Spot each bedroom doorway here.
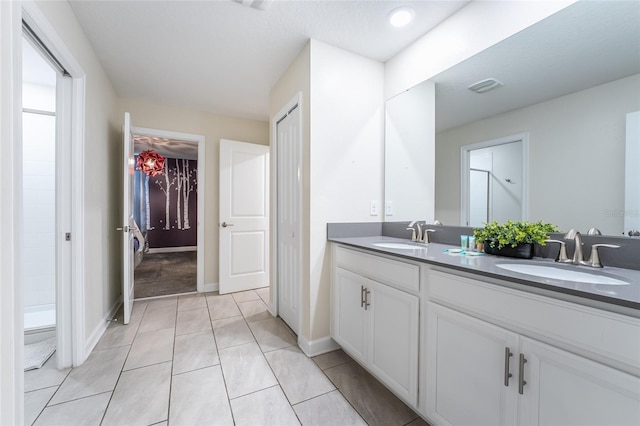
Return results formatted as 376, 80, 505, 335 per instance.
130, 127, 205, 299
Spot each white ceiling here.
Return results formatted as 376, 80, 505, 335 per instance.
432, 0, 640, 132
133, 135, 199, 160
68, 0, 469, 121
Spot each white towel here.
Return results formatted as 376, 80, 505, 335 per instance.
24, 337, 56, 371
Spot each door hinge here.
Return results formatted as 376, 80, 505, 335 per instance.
65, 232, 71, 241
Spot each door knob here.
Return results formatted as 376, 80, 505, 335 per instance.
221, 222, 234, 228
116, 226, 129, 232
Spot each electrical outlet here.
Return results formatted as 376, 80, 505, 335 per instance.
385, 201, 393, 216
370, 200, 378, 216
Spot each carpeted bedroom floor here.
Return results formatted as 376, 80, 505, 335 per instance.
134, 251, 197, 299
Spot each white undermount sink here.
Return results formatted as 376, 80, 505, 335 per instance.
496, 263, 629, 285
372, 242, 427, 250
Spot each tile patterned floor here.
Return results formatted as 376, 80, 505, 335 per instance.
25, 288, 428, 426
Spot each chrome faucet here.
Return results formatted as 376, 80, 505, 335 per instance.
584, 244, 620, 268
587, 227, 602, 235
545, 239, 569, 262
422, 229, 435, 244
563, 229, 620, 268
407, 221, 422, 242
564, 229, 587, 265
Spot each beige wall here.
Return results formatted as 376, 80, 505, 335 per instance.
435, 74, 640, 235
118, 98, 269, 286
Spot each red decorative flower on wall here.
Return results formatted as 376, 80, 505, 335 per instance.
137, 150, 165, 177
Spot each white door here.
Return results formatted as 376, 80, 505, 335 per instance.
276, 105, 302, 333
219, 139, 269, 294
426, 302, 519, 426
120, 112, 135, 324
519, 337, 640, 426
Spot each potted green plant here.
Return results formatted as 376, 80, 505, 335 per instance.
473, 220, 559, 259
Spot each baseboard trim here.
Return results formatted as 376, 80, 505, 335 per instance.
204, 282, 219, 292
83, 296, 122, 364
298, 335, 341, 357
147, 246, 197, 254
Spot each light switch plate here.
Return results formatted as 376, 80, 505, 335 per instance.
370, 200, 378, 216
385, 201, 393, 216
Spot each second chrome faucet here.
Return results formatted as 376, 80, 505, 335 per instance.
547, 229, 620, 268
407, 221, 435, 244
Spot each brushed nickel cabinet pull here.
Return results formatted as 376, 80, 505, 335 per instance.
360, 285, 365, 308
504, 347, 513, 386
364, 289, 371, 310
519, 353, 528, 395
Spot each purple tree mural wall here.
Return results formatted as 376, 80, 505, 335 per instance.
147, 157, 198, 248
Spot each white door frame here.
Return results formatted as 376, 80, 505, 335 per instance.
20, 2, 87, 368
2, 2, 87, 423
270, 92, 303, 329
131, 126, 206, 293
460, 133, 529, 226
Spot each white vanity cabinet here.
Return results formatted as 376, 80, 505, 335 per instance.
426, 268, 640, 426
332, 246, 420, 406
426, 302, 519, 426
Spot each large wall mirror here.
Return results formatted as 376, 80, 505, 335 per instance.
384, 0, 640, 236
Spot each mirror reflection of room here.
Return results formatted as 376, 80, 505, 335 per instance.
384, 0, 640, 236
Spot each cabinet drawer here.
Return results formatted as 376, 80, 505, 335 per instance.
427, 269, 640, 373
335, 246, 419, 292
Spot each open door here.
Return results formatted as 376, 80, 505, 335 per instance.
120, 112, 135, 324
219, 139, 269, 294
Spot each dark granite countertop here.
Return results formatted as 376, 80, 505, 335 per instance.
329, 236, 640, 317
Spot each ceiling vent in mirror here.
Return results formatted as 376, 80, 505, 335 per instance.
468, 78, 504, 93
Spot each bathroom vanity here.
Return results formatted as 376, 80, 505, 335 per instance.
329, 234, 640, 426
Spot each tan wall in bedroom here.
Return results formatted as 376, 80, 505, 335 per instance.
118, 98, 269, 287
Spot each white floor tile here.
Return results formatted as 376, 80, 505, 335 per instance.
177, 293, 207, 311
231, 290, 260, 303
24, 386, 57, 426
94, 316, 141, 351
231, 386, 300, 426
33, 392, 111, 426
218, 342, 278, 399
169, 365, 233, 425
124, 327, 175, 371
173, 330, 219, 375
137, 305, 177, 334
24, 353, 71, 393
212, 316, 255, 349
237, 299, 272, 322
102, 361, 172, 426
248, 317, 297, 353
265, 346, 335, 405
208, 298, 241, 321
293, 390, 366, 426
49, 346, 128, 405
175, 307, 211, 335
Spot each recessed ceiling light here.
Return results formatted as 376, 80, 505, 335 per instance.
388, 7, 415, 28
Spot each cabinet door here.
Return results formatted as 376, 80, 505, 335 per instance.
368, 280, 419, 405
519, 337, 640, 426
426, 302, 519, 426
333, 267, 367, 362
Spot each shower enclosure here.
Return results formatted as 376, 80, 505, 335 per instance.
22, 36, 57, 335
